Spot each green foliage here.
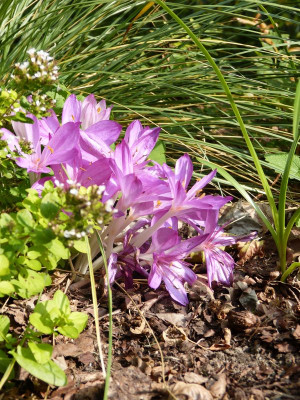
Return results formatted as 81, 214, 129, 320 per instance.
265, 153, 300, 181
149, 140, 166, 165
30, 290, 88, 339
0, 181, 111, 299
0, 291, 87, 387
11, 346, 67, 387
0, 0, 299, 201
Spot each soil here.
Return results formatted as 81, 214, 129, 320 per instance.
1, 236, 300, 400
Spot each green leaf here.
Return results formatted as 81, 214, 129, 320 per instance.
25, 259, 42, 271
16, 209, 35, 229
40, 193, 60, 219
0, 349, 12, 374
53, 290, 70, 316
0, 254, 10, 276
149, 140, 166, 165
32, 228, 56, 244
27, 250, 42, 260
10, 113, 34, 124
0, 315, 10, 342
45, 238, 70, 260
28, 342, 53, 364
68, 312, 88, 335
0, 281, 14, 296
265, 153, 300, 181
73, 239, 87, 253
30, 302, 56, 335
12, 269, 47, 299
57, 325, 79, 339
12, 346, 67, 387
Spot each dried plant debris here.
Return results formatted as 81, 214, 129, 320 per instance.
2, 247, 300, 400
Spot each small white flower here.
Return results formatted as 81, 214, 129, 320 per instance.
70, 188, 78, 196
66, 179, 74, 185
105, 199, 114, 212
30, 57, 36, 63
40, 106, 46, 111
27, 48, 36, 55
97, 185, 105, 195
35, 100, 41, 106
34, 72, 41, 78
20, 62, 29, 69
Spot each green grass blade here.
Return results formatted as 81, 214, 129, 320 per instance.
153, 0, 279, 229
197, 157, 278, 244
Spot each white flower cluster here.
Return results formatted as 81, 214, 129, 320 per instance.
13, 48, 58, 84
63, 229, 87, 239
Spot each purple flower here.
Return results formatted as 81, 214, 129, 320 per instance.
16, 119, 80, 174
61, 94, 112, 128
139, 228, 208, 305
193, 213, 242, 287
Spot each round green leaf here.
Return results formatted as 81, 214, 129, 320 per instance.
0, 255, 10, 276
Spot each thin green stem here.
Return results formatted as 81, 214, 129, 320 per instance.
96, 231, 113, 400
154, 0, 279, 230
281, 262, 300, 282
85, 235, 106, 377
278, 80, 300, 272
0, 359, 15, 391
284, 208, 300, 246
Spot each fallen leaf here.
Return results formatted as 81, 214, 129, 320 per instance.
292, 324, 300, 340
171, 381, 213, 400
274, 342, 296, 353
210, 328, 231, 351
227, 310, 260, 332
162, 326, 187, 346
130, 317, 146, 335
209, 373, 227, 399
237, 239, 264, 266
155, 312, 192, 328
184, 372, 208, 385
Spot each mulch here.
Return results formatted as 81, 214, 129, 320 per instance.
1, 236, 300, 400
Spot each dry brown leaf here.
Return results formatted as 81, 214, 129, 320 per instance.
53, 332, 94, 358
210, 328, 231, 351
162, 326, 187, 346
170, 382, 213, 400
237, 240, 264, 266
209, 373, 227, 399
130, 317, 146, 335
292, 324, 300, 340
274, 342, 296, 353
184, 372, 208, 385
189, 279, 214, 302
155, 312, 192, 328
227, 310, 260, 332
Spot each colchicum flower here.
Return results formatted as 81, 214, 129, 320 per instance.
6, 93, 252, 305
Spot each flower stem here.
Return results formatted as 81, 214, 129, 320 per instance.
96, 232, 113, 400
85, 236, 106, 377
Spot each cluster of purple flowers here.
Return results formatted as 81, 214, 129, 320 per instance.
3, 94, 245, 305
